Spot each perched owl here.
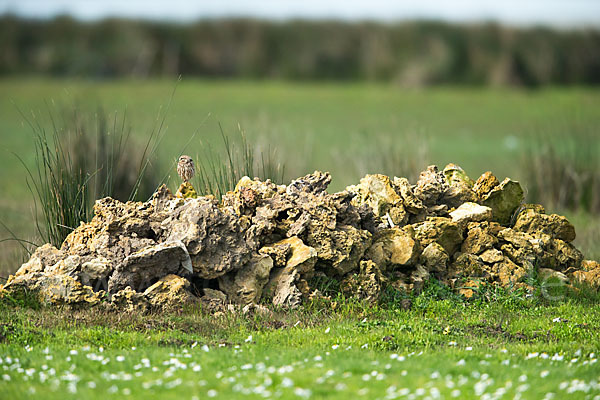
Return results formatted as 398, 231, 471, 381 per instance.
177, 155, 195, 182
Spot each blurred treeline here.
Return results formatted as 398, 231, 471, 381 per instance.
1, 15, 599, 86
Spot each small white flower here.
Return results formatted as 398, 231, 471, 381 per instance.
456, 359, 465, 366
332, 345, 339, 350
325, 327, 331, 333
245, 335, 253, 343
207, 389, 217, 397
540, 370, 550, 378
116, 356, 125, 362
465, 347, 473, 351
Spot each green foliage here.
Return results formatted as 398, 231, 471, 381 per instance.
1, 16, 600, 86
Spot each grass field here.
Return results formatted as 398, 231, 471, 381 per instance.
2, 285, 600, 399
1, 79, 599, 399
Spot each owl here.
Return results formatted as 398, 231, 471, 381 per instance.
177, 155, 195, 183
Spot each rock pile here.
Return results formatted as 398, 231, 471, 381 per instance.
2, 165, 599, 310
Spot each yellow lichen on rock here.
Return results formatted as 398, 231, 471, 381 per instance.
175, 182, 198, 199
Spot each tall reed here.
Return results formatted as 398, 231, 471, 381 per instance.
16, 105, 163, 248
192, 124, 286, 200
523, 130, 600, 214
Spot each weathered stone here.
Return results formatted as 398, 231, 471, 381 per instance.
494, 257, 528, 286
144, 274, 196, 308
513, 208, 576, 242
268, 267, 302, 308
540, 239, 583, 271
346, 174, 407, 227
570, 262, 600, 287
419, 242, 449, 273
442, 164, 478, 208
414, 165, 448, 206
80, 257, 113, 288
473, 171, 500, 199
175, 182, 198, 199
259, 241, 291, 267
393, 177, 425, 215
450, 202, 493, 227
481, 178, 524, 225
365, 227, 419, 270
109, 286, 148, 312
108, 241, 192, 293
451, 253, 488, 278
2, 272, 104, 307
281, 237, 318, 272
309, 224, 372, 276
413, 217, 463, 255
15, 244, 65, 277
200, 289, 228, 313
582, 260, 600, 272
497, 228, 537, 267
341, 260, 385, 302
163, 197, 253, 279
8, 168, 596, 311
480, 248, 504, 264
218, 255, 274, 305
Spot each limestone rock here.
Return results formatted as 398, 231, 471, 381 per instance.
259, 241, 291, 267
175, 182, 198, 199
570, 261, 600, 287
365, 227, 419, 270
218, 255, 274, 304
419, 242, 449, 273
481, 178, 524, 225
414, 165, 448, 206
2, 273, 104, 307
539, 239, 583, 271
480, 248, 504, 264
268, 267, 302, 308
346, 174, 407, 227
163, 197, 253, 279
413, 217, 463, 255
442, 164, 478, 208
473, 171, 500, 199
108, 241, 192, 293
494, 257, 528, 287
393, 177, 425, 215
109, 286, 148, 312
15, 244, 64, 277
450, 202, 493, 227
513, 208, 576, 242
341, 260, 385, 302
451, 253, 488, 279
80, 257, 113, 289
144, 274, 196, 308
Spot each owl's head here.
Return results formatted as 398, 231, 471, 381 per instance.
178, 155, 193, 164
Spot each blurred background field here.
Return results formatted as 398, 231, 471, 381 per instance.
1, 1, 599, 275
